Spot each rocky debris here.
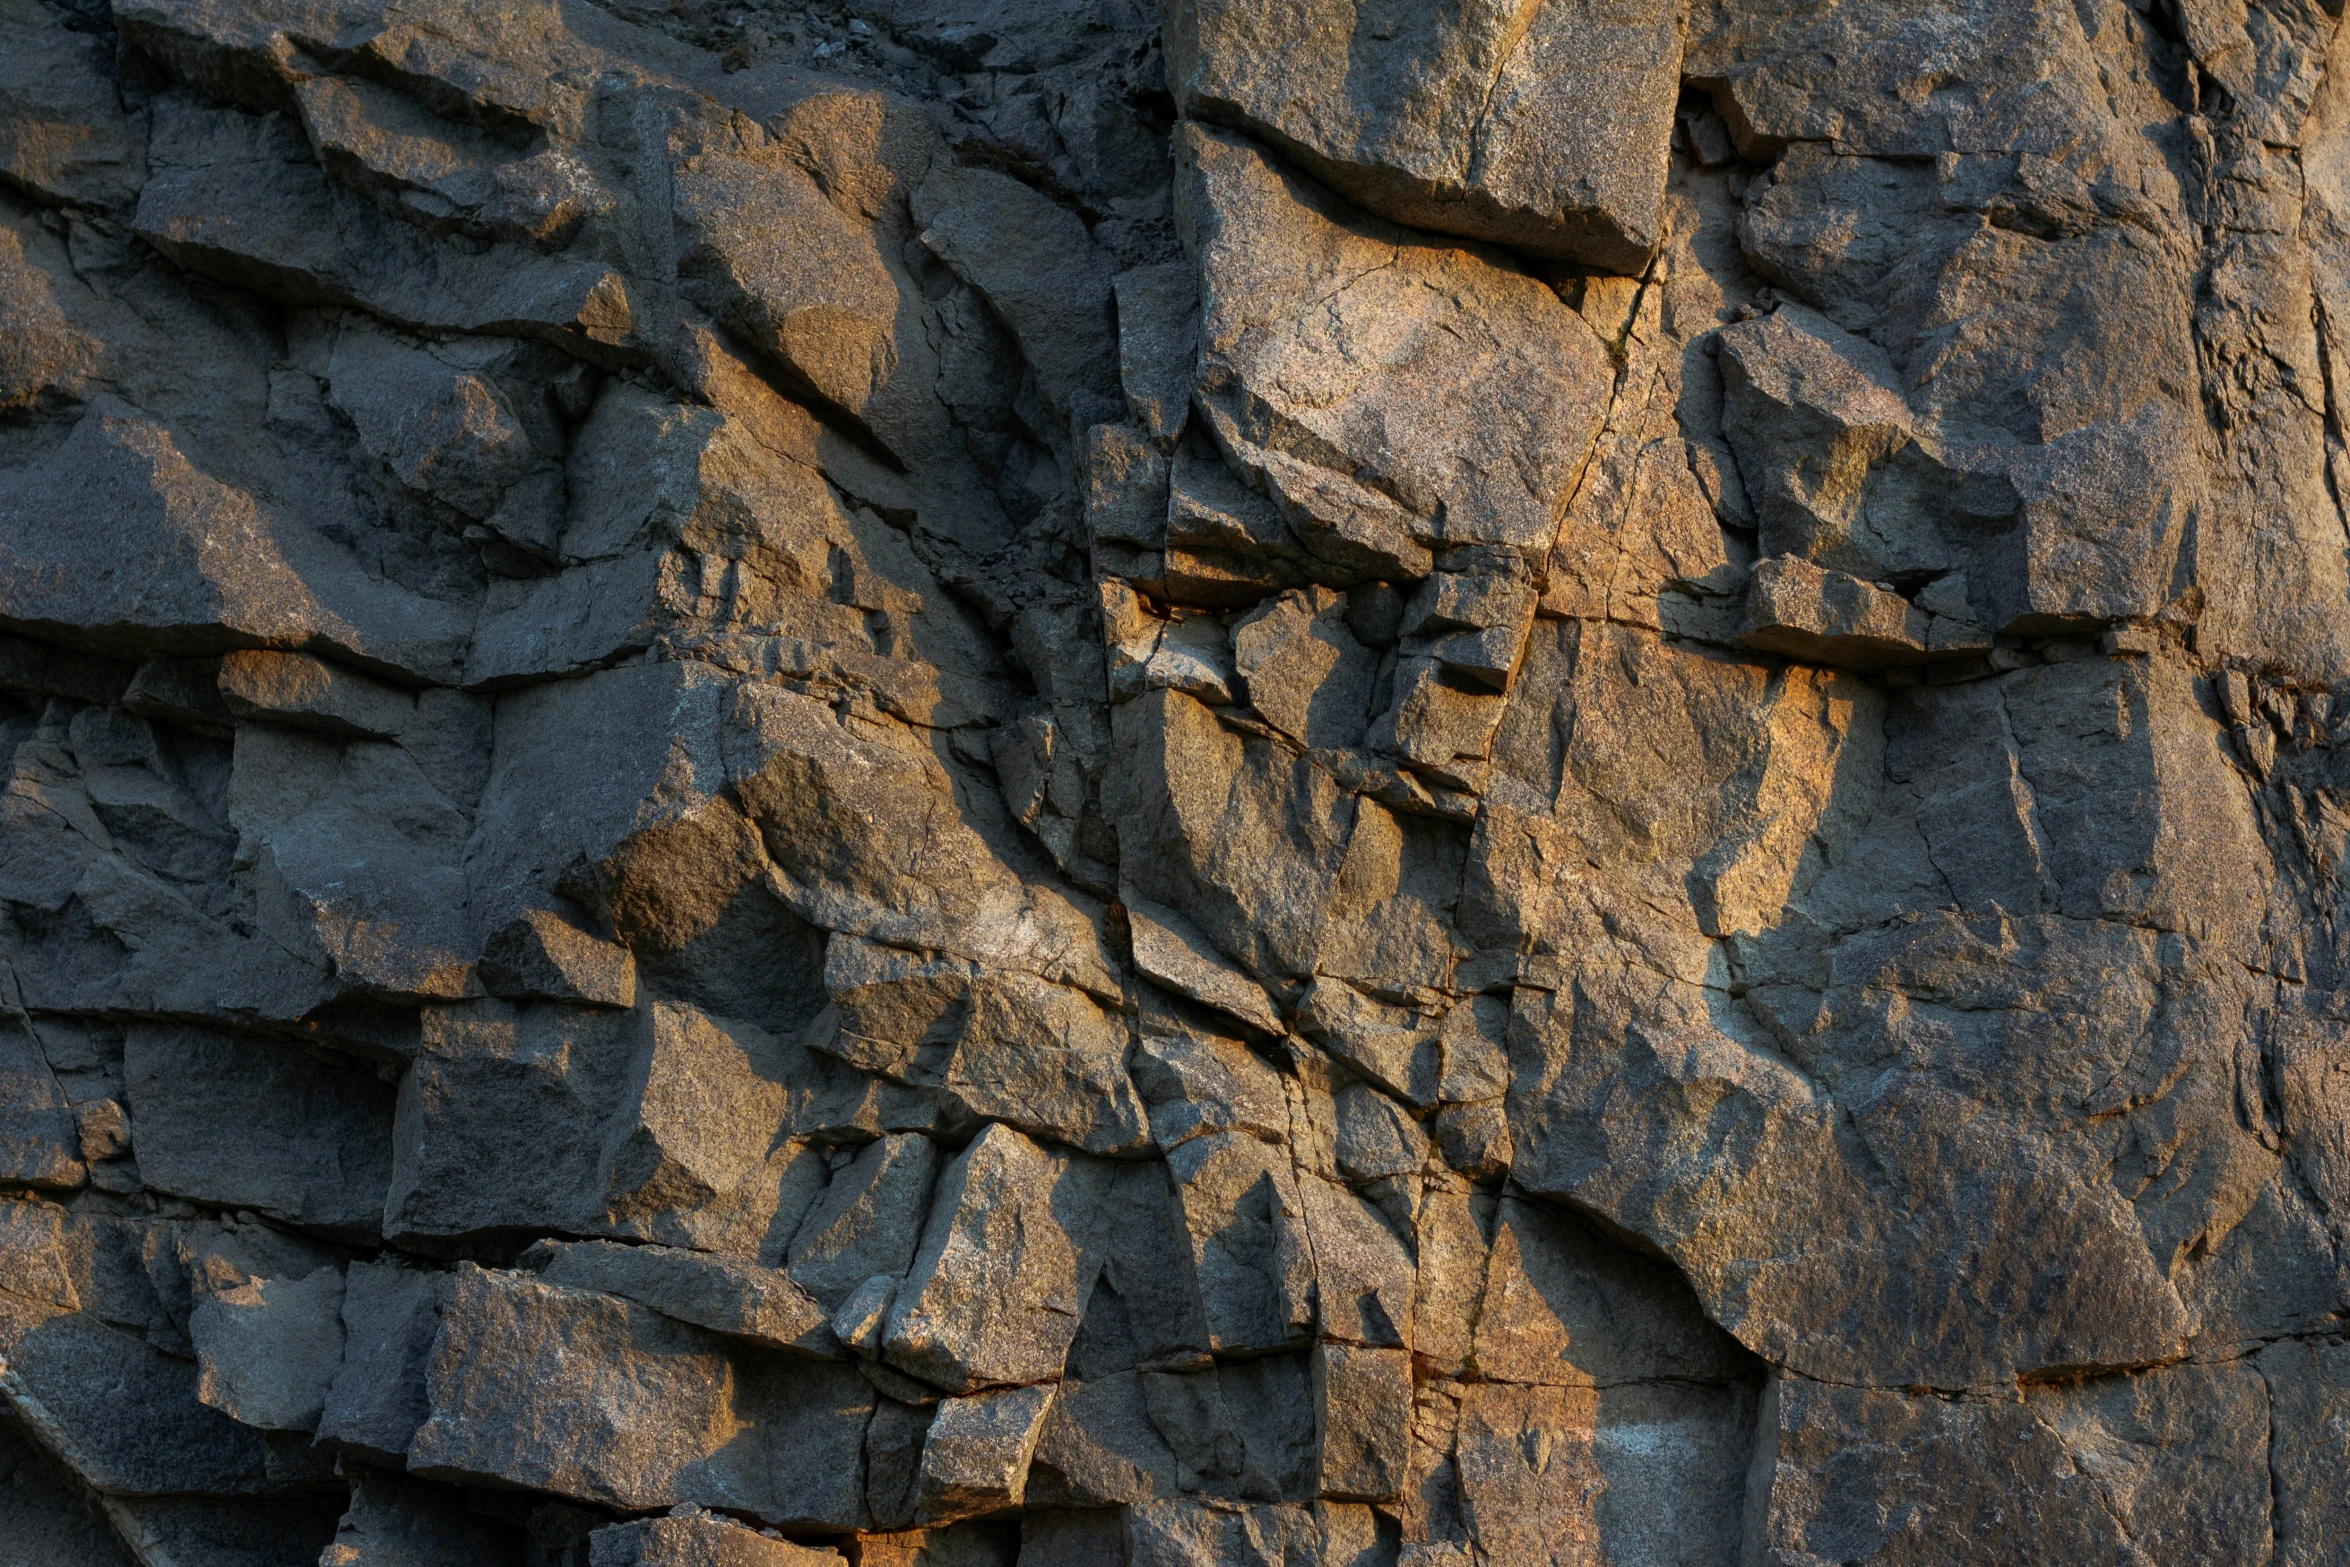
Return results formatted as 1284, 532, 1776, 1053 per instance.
1, 0, 2347, 1557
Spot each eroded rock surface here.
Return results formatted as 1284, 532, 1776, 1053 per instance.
0, 0, 2345, 1562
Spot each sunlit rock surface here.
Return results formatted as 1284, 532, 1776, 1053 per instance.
2, 0, 2348, 1562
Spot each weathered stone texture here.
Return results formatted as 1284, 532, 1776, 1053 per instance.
1, 0, 2346, 1559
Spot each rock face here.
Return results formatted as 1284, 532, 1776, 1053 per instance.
1168, 0, 1685, 271
0, 0, 2346, 1562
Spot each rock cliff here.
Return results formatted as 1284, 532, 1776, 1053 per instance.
1, 0, 2347, 1562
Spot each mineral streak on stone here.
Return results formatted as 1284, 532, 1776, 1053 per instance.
1, 0, 2347, 1560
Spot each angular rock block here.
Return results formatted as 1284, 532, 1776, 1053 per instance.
1167, 0, 1683, 269
189, 1262, 345, 1432
124, 1026, 395, 1240
882, 1124, 1105, 1394
532, 1240, 837, 1357
407, 1267, 872, 1528
1176, 123, 1611, 567
914, 1383, 1056, 1522
589, 1511, 843, 1566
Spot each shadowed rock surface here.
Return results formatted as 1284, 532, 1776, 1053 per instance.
0, 0, 2346, 1563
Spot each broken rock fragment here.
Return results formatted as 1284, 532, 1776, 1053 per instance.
674, 131, 905, 430
125, 1025, 395, 1240
404, 1266, 737, 1510
531, 1240, 838, 1357
788, 1131, 942, 1310
317, 1261, 446, 1466
216, 649, 415, 740
407, 1265, 872, 1527
915, 1383, 1058, 1522
189, 1262, 346, 1432
589, 1510, 843, 1566
1123, 891, 1285, 1038
479, 908, 639, 1009
1736, 554, 1930, 668
1177, 123, 1610, 566
1312, 1342, 1412, 1502
883, 1123, 1104, 1393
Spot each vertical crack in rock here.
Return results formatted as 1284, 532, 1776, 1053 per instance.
0, 0, 2348, 1562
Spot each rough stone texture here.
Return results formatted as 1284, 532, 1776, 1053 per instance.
3, 0, 2349, 1559
319, 1467, 528, 1567
1166, 0, 1683, 269
914, 1382, 1057, 1521
0, 1407, 135, 1567
188, 1260, 346, 1431
532, 1238, 839, 1356
590, 1508, 844, 1566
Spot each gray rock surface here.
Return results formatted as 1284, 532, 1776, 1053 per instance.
1166, 0, 1683, 268
532, 1238, 839, 1356
590, 1509, 843, 1566
2, 0, 2347, 1558
915, 1382, 1057, 1521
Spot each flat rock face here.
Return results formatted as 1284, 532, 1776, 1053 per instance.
1, 0, 2346, 1561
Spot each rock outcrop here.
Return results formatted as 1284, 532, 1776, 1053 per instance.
1, 0, 2347, 1563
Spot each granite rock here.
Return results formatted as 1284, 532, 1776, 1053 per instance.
3, 0, 2346, 1555
1167, 0, 1683, 268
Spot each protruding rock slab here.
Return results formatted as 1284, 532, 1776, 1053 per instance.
405, 1266, 872, 1528
589, 1510, 844, 1566
1738, 554, 1930, 668
915, 1383, 1057, 1522
533, 1240, 838, 1357
882, 1124, 1104, 1394
1166, 0, 1684, 269
1174, 122, 1613, 566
